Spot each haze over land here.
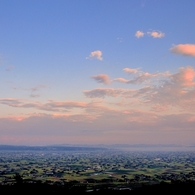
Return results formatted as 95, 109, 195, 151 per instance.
0, 0, 195, 146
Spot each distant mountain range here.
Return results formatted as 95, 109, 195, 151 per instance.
0, 144, 108, 151
0, 144, 195, 151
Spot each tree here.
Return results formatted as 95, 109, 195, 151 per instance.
13, 173, 23, 184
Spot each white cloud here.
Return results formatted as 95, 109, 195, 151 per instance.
135, 30, 144, 38
170, 44, 195, 57
147, 30, 165, 38
135, 30, 165, 39
86, 50, 103, 60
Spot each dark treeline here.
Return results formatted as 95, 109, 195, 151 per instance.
0, 180, 195, 194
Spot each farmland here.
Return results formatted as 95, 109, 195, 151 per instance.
0, 145, 195, 192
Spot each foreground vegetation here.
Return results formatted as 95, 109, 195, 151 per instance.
0, 145, 195, 193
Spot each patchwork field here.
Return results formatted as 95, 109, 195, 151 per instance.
0, 146, 195, 191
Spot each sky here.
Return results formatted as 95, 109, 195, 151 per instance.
0, 0, 195, 146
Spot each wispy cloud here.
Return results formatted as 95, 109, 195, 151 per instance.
170, 44, 195, 57
1, 67, 195, 137
1, 67, 195, 146
91, 74, 111, 84
83, 87, 151, 99
114, 69, 169, 84
84, 88, 129, 98
30, 84, 47, 98
113, 78, 130, 83
123, 68, 139, 74
84, 66, 195, 113
86, 50, 103, 60
1, 110, 195, 145
124, 72, 160, 84
0, 98, 88, 112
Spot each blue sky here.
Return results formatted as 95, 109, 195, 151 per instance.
0, 0, 195, 146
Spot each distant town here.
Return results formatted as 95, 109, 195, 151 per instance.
0, 145, 195, 193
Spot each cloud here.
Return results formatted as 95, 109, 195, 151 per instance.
171, 66, 195, 87
135, 30, 165, 39
1, 106, 195, 146
30, 85, 46, 92
91, 74, 111, 84
123, 68, 139, 74
114, 70, 167, 84
83, 88, 124, 98
83, 87, 151, 100
2, 66, 195, 146
170, 44, 195, 57
6, 84, 47, 98
113, 78, 130, 83
135, 30, 144, 38
86, 50, 103, 60
44, 101, 88, 111
84, 66, 195, 113
2, 70, 195, 147
149, 70, 193, 111
0, 98, 88, 112
147, 30, 165, 38
128, 72, 159, 84
145, 66, 195, 111
0, 99, 22, 107
30, 84, 47, 98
